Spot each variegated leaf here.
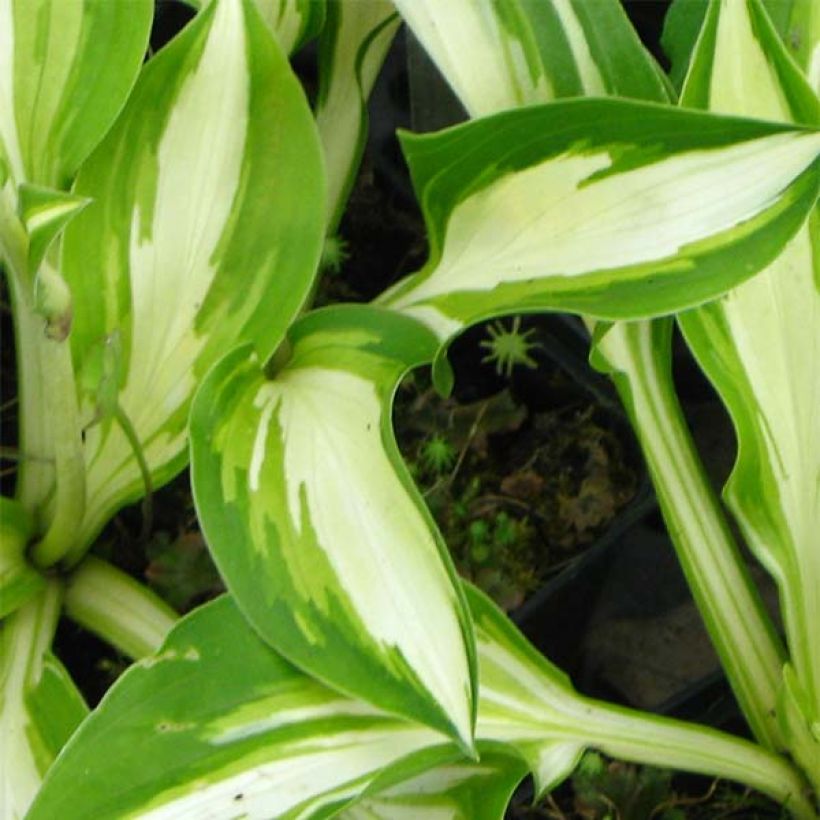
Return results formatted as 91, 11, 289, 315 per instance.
60, 0, 326, 558
26, 595, 450, 820
190, 305, 476, 748
762, 0, 820, 90
377, 100, 820, 343
660, 0, 708, 93
16, 184, 88, 277
0, 0, 152, 190
0, 0, 150, 524
316, 0, 399, 230
184, 0, 325, 54
1, 584, 88, 819
343, 745, 527, 820
467, 583, 815, 817
22, 586, 814, 820
391, 0, 669, 117
663, 0, 819, 95
677, 0, 820, 732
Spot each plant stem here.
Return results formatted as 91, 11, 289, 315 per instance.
113, 404, 154, 541
592, 319, 786, 751
28, 332, 85, 568
1, 185, 86, 567
575, 695, 815, 819
0, 497, 44, 618
63, 556, 178, 659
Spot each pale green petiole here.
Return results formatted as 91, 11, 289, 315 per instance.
0, 187, 86, 569
64, 556, 178, 660
591, 319, 786, 751
28, 332, 85, 569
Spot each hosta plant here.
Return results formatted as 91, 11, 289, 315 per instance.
0, 0, 818, 817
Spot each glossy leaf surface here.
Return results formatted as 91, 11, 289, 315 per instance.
185, 0, 325, 54
467, 584, 814, 816
190, 305, 476, 748
60, 0, 325, 556
379, 99, 820, 341
316, 0, 398, 230
590, 319, 785, 749
0, 0, 152, 190
27, 587, 815, 820
27, 596, 447, 820
678, 0, 820, 733
342, 746, 526, 820
392, 0, 668, 117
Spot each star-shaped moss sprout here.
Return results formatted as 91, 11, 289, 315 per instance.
479, 317, 542, 378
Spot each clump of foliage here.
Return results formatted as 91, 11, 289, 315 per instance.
1, 0, 818, 818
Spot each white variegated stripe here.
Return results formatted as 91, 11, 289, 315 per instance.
682, 0, 820, 718
721, 229, 818, 562
389, 132, 820, 313
469, 590, 814, 811
343, 761, 505, 820
260, 0, 303, 54
23, 200, 81, 235
595, 321, 786, 739
248, 365, 472, 740
551, 0, 606, 95
710, 1, 791, 118
810, 44, 820, 95
15, 186, 89, 274
123, 0, 246, 437
315, 0, 397, 229
376, 763, 497, 796
0, 0, 23, 185
391, 0, 551, 117
397, 305, 464, 342
476, 641, 572, 727
208, 697, 378, 745
79, 0, 249, 536
133, 726, 438, 820
193, 0, 310, 54
0, 585, 62, 819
